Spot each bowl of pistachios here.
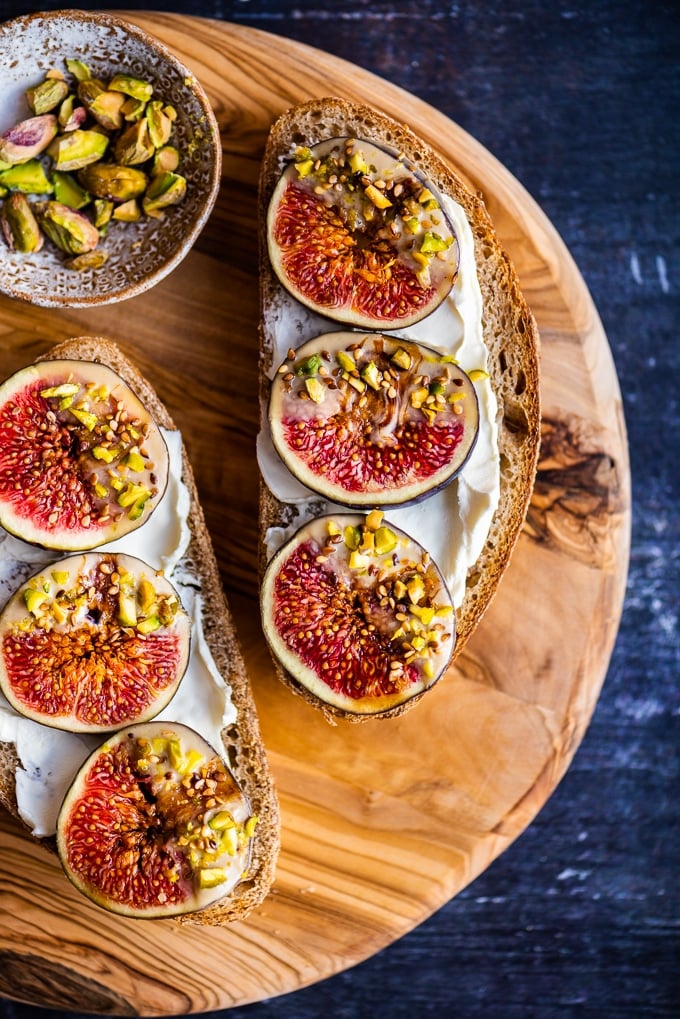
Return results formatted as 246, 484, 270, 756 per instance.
0, 9, 222, 307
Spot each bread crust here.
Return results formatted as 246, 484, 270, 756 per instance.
0, 336, 279, 925
258, 97, 541, 722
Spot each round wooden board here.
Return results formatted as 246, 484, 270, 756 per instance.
0, 13, 630, 1015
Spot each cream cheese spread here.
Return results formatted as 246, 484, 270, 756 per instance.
0, 427, 236, 837
257, 194, 501, 607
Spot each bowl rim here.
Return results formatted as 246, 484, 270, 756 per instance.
0, 8, 223, 308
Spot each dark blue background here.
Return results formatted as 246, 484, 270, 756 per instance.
0, 2, 677, 1017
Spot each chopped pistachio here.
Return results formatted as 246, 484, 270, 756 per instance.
48, 129, 109, 171
145, 100, 173, 148
304, 377, 325, 403
152, 144, 179, 175
0, 115, 58, 165
108, 74, 154, 102
141, 171, 186, 217
66, 58, 91, 82
78, 162, 148, 201
52, 170, 90, 209
0, 159, 53, 195
64, 249, 109, 272
112, 198, 141, 222
26, 78, 69, 115
34, 200, 99, 254
0, 193, 43, 253
113, 118, 155, 166
296, 353, 323, 377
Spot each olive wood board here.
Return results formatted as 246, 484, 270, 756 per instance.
0, 12, 631, 1015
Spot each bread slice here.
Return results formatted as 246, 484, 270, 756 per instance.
0, 336, 279, 925
258, 97, 541, 721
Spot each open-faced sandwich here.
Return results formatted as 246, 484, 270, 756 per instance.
257, 97, 541, 722
0, 336, 279, 922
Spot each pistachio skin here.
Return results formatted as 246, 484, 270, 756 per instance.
1, 193, 44, 253
34, 200, 99, 255
0, 114, 58, 165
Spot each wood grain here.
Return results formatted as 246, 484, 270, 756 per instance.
0, 13, 631, 1014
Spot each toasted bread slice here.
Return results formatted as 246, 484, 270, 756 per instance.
0, 336, 279, 924
257, 97, 541, 721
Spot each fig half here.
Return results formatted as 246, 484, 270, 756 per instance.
0, 359, 169, 550
0, 552, 191, 732
261, 512, 455, 717
267, 137, 459, 329
57, 722, 257, 918
269, 331, 480, 506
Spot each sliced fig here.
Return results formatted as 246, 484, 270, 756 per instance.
269, 331, 480, 506
261, 512, 455, 717
267, 137, 459, 329
0, 359, 169, 550
57, 722, 257, 918
0, 552, 191, 732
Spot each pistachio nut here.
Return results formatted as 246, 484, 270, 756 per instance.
108, 74, 154, 102
151, 145, 180, 175
0, 192, 44, 253
48, 129, 109, 172
57, 95, 87, 133
92, 198, 114, 228
0, 159, 53, 195
0, 114, 58, 164
64, 249, 109, 271
145, 100, 173, 149
121, 97, 147, 122
113, 118, 155, 166
77, 163, 148, 202
26, 78, 70, 116
142, 171, 187, 218
52, 170, 90, 210
112, 198, 141, 222
34, 200, 99, 254
65, 58, 91, 82
87, 90, 126, 132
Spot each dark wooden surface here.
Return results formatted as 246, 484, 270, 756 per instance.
0, 2, 677, 1018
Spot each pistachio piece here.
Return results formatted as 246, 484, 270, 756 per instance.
52, 170, 90, 210
65, 58, 91, 82
151, 145, 180, 175
92, 198, 114, 228
112, 199, 141, 222
113, 118, 155, 166
77, 163, 148, 201
48, 129, 109, 172
0, 159, 53, 195
0, 193, 44, 253
108, 74, 154, 102
142, 171, 186, 218
0, 114, 58, 165
26, 78, 70, 116
57, 96, 87, 133
34, 200, 99, 255
87, 90, 126, 132
145, 100, 173, 148
120, 96, 147, 122
64, 250, 109, 272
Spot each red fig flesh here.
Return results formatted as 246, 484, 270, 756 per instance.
267, 138, 459, 329
261, 512, 455, 717
0, 552, 190, 733
0, 359, 169, 550
57, 722, 257, 918
269, 331, 480, 506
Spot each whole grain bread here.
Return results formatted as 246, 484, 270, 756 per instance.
258, 97, 541, 722
0, 336, 279, 925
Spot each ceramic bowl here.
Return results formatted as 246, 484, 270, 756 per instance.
0, 10, 222, 307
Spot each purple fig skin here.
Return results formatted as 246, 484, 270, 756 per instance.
0, 114, 58, 164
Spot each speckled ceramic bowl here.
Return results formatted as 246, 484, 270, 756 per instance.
0, 10, 222, 307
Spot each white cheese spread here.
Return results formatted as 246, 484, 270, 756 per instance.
0, 427, 236, 837
257, 194, 501, 607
